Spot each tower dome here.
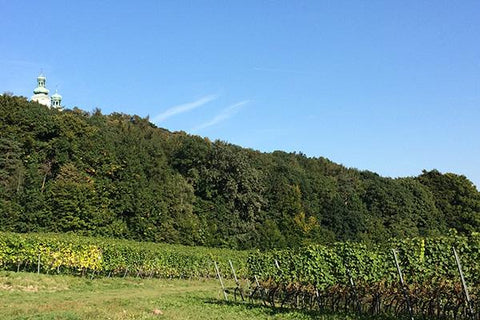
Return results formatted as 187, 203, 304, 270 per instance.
33, 86, 49, 94
31, 73, 51, 107
51, 91, 62, 100
33, 74, 50, 94
51, 90, 62, 109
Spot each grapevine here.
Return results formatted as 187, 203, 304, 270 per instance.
248, 234, 480, 319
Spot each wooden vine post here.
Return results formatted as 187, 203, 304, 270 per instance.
249, 260, 267, 304
392, 249, 414, 320
229, 259, 244, 301
214, 261, 228, 301
252, 274, 266, 302
452, 246, 474, 319
346, 267, 361, 314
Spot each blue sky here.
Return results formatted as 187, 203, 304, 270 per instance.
1, 1, 480, 188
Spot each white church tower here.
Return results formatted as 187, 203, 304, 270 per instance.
31, 74, 51, 107
30, 74, 63, 109
51, 90, 62, 109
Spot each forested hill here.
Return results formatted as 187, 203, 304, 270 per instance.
1, 94, 479, 249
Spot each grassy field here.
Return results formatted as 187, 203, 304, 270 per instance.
0, 271, 391, 320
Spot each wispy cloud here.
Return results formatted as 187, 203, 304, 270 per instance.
192, 100, 249, 132
152, 94, 218, 123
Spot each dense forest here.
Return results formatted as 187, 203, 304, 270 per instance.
1, 94, 479, 249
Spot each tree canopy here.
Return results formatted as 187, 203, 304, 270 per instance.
1, 94, 479, 249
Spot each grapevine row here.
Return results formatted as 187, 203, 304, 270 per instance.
0, 232, 249, 279
247, 234, 480, 319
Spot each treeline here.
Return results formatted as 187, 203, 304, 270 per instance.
1, 94, 479, 249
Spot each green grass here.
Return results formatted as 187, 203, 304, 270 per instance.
0, 271, 388, 320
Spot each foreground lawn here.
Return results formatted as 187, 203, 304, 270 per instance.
0, 271, 381, 320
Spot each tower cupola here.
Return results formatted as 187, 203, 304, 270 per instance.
51, 90, 62, 109
31, 73, 51, 107
33, 74, 50, 95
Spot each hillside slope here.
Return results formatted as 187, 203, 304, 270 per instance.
1, 94, 479, 249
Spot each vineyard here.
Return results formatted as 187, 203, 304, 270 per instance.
2, 232, 480, 319
0, 232, 249, 279
246, 234, 480, 319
